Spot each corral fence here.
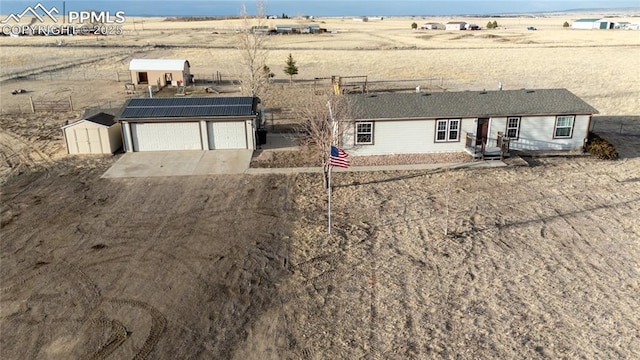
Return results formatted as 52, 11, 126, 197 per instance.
590, 116, 640, 136
30, 96, 74, 112
8, 70, 131, 82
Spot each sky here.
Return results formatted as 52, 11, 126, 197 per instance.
1, 0, 639, 17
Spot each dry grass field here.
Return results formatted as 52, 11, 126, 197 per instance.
1, 12, 640, 359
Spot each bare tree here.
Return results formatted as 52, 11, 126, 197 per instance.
295, 92, 353, 188
237, 1, 269, 99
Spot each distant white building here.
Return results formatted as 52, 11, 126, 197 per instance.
421, 22, 444, 30
445, 21, 467, 31
572, 18, 617, 30
572, 18, 601, 29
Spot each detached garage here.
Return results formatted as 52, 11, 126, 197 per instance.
62, 112, 122, 154
117, 97, 259, 152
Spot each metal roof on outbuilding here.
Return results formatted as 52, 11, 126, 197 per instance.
129, 59, 190, 71
348, 89, 598, 120
118, 97, 259, 120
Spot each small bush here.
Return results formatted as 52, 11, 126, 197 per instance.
411, 22, 418, 30
563, 21, 570, 28
586, 132, 619, 160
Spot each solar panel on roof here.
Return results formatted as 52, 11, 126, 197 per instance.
120, 97, 256, 118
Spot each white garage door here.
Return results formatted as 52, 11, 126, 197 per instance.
131, 122, 202, 151
207, 122, 247, 149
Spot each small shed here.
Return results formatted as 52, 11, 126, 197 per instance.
446, 21, 467, 31
129, 59, 191, 87
62, 112, 122, 154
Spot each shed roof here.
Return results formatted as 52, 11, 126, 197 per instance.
118, 97, 258, 120
446, 21, 467, 24
129, 59, 190, 71
348, 89, 598, 120
62, 112, 116, 129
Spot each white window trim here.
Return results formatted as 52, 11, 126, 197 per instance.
435, 119, 461, 143
355, 121, 374, 145
554, 115, 575, 139
506, 117, 520, 139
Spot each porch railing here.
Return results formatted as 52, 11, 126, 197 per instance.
465, 132, 511, 160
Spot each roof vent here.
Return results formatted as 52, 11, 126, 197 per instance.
368, 94, 377, 98
526, 90, 535, 93
479, 89, 487, 94
422, 93, 431, 96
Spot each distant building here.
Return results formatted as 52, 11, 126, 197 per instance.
445, 21, 467, 31
129, 59, 191, 87
274, 24, 322, 34
353, 17, 368, 22
571, 18, 617, 30
421, 22, 444, 30
571, 18, 601, 29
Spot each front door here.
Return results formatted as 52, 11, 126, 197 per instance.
477, 118, 489, 145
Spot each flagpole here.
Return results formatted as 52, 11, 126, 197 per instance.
328, 162, 332, 234
327, 101, 335, 234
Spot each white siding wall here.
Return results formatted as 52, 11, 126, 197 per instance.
343, 118, 475, 156
572, 22, 596, 29
492, 115, 589, 151
108, 123, 123, 153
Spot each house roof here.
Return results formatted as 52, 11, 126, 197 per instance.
348, 89, 598, 120
129, 59, 190, 71
446, 21, 467, 25
117, 97, 258, 120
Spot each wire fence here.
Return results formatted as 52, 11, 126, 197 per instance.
590, 116, 640, 136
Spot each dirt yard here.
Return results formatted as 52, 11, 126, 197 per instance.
1, 11, 640, 360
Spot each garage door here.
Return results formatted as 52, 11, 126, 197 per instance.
207, 122, 247, 149
131, 122, 202, 151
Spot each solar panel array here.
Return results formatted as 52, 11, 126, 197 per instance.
120, 97, 256, 118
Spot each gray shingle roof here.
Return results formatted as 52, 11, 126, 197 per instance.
118, 97, 258, 120
348, 89, 598, 120
85, 112, 116, 126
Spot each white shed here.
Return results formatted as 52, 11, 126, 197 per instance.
62, 112, 122, 154
129, 59, 191, 87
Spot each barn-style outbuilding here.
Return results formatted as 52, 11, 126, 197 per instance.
117, 97, 260, 152
62, 112, 122, 154
129, 59, 191, 87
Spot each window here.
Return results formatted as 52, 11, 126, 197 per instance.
435, 119, 461, 142
506, 117, 520, 139
355, 122, 373, 145
554, 115, 575, 138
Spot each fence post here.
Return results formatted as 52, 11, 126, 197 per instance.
68, 96, 74, 111
29, 96, 35, 113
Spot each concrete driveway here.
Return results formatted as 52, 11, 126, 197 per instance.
102, 150, 253, 178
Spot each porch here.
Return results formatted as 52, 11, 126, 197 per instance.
465, 132, 511, 160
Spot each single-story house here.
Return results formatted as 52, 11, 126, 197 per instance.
341, 88, 598, 156
62, 112, 122, 154
421, 22, 445, 30
129, 59, 191, 87
117, 97, 260, 152
274, 24, 322, 34
445, 21, 467, 30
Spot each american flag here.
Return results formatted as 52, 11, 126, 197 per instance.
329, 145, 350, 168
